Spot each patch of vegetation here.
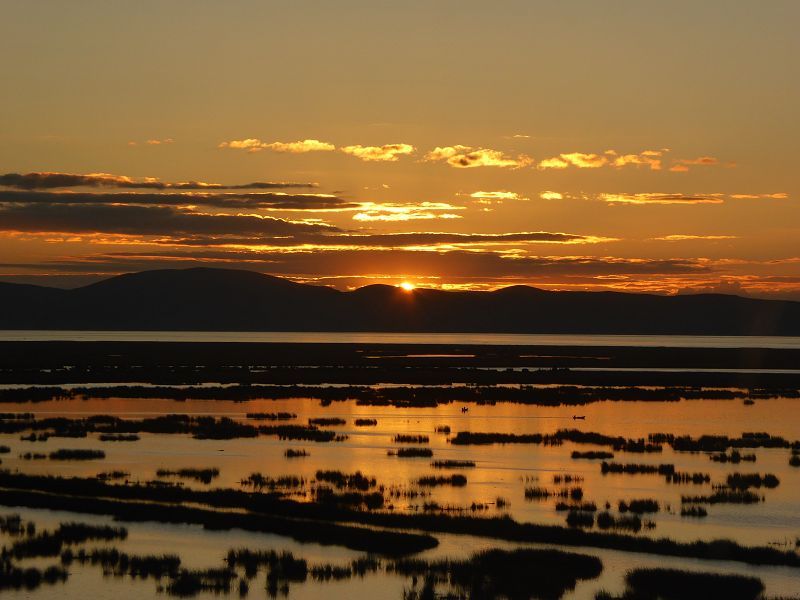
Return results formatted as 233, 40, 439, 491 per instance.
4, 522, 127, 559
96, 470, 130, 481
315, 470, 376, 491
98, 433, 140, 441
726, 473, 779, 490
0, 561, 68, 591
665, 472, 711, 484
566, 511, 595, 528
389, 447, 433, 458
710, 450, 757, 463
597, 567, 764, 600
245, 412, 295, 421
48, 449, 105, 460
307, 417, 346, 426
417, 474, 467, 487
680, 506, 708, 518
393, 434, 430, 444
596, 512, 642, 532
392, 548, 603, 600
240, 473, 305, 491
156, 468, 220, 485
354, 418, 377, 426
681, 490, 762, 504
618, 499, 659, 514
284, 448, 309, 458
431, 459, 475, 468
601, 462, 674, 475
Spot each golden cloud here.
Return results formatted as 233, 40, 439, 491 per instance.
351, 201, 463, 222
668, 156, 720, 172
600, 193, 724, 205
537, 157, 570, 169
729, 193, 788, 200
609, 149, 663, 171
539, 191, 563, 200
340, 144, 415, 162
218, 138, 335, 153
539, 152, 607, 169
469, 191, 527, 201
424, 145, 472, 161
653, 234, 738, 241
446, 149, 533, 169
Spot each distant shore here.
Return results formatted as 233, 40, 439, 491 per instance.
0, 340, 799, 387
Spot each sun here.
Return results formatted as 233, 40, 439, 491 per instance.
399, 281, 416, 292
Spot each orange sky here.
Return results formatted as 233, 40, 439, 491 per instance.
1, 1, 798, 299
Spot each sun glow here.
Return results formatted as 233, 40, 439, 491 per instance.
399, 281, 416, 291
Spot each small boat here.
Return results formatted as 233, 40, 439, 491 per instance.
572, 415, 586, 420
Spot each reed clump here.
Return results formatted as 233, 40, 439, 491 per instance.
389, 447, 433, 458
48, 449, 105, 460
156, 468, 220, 484
431, 459, 475, 468
417, 474, 467, 487
393, 434, 430, 444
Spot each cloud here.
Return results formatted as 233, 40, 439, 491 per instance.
340, 144, 415, 162
423, 146, 471, 161
608, 150, 663, 171
351, 201, 463, 221
145, 138, 174, 145
469, 191, 527, 202
668, 156, 721, 172
33, 249, 708, 282
539, 191, 563, 201
339, 231, 610, 247
428, 147, 533, 169
94, 230, 619, 252
729, 193, 788, 200
151, 231, 614, 249
599, 193, 724, 205
598, 192, 788, 205
218, 138, 335, 153
0, 171, 318, 190
653, 234, 738, 241
537, 157, 570, 169
0, 203, 339, 238
0, 190, 354, 210
539, 152, 607, 169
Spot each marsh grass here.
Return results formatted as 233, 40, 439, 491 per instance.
393, 435, 430, 444
390, 448, 433, 458
157, 468, 220, 484
431, 459, 475, 469
597, 567, 765, 600
48, 449, 105, 460
416, 474, 467, 487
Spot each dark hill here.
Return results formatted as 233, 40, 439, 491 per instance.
1, 267, 799, 335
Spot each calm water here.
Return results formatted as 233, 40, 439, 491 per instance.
3, 330, 800, 348
1, 392, 799, 598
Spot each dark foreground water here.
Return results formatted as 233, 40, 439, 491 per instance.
2, 330, 800, 348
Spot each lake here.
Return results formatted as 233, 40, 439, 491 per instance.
1, 391, 799, 598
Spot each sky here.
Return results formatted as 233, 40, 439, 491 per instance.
1, 0, 798, 298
